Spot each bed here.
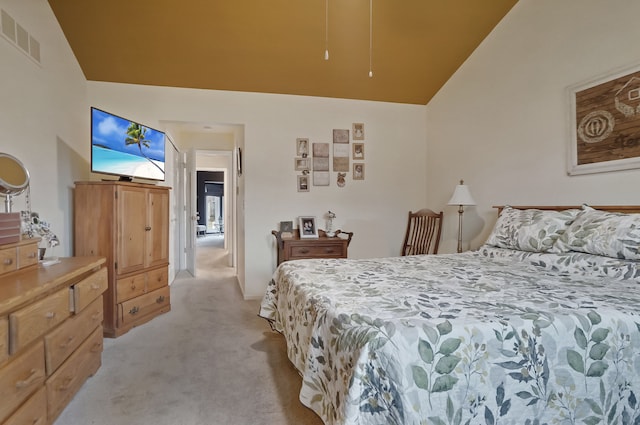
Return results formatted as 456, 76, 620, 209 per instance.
259, 205, 640, 425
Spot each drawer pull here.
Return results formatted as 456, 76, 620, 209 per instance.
299, 249, 310, 254
15, 369, 39, 389
91, 312, 101, 321
129, 306, 140, 315
131, 283, 137, 290
3, 258, 12, 265
57, 376, 73, 391
156, 295, 165, 303
325, 248, 335, 253
59, 335, 75, 349
91, 283, 101, 290
145, 226, 152, 231
90, 342, 102, 353
45, 312, 56, 319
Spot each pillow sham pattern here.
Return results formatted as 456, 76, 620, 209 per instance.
554, 206, 640, 260
485, 206, 581, 252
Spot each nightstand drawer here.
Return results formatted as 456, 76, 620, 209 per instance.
289, 243, 347, 259
9, 287, 71, 355
17, 244, 39, 269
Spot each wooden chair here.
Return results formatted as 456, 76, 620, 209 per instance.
401, 209, 443, 255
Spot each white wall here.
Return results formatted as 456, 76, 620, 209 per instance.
0, 0, 88, 256
426, 0, 640, 253
88, 83, 428, 298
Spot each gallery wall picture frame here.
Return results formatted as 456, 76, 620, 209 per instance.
567, 61, 640, 175
296, 138, 309, 157
353, 143, 364, 160
299, 216, 318, 238
353, 123, 365, 140
353, 163, 365, 180
294, 157, 310, 171
297, 175, 309, 192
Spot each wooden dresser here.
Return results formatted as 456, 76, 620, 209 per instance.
74, 181, 171, 338
272, 229, 354, 266
0, 246, 107, 425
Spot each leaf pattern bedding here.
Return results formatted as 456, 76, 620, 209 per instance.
259, 248, 640, 425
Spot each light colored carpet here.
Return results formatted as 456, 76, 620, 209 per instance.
54, 236, 323, 425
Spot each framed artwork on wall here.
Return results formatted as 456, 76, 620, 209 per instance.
297, 175, 309, 192
353, 143, 364, 160
353, 163, 364, 180
568, 61, 640, 175
352, 123, 365, 140
294, 157, 310, 171
299, 216, 318, 238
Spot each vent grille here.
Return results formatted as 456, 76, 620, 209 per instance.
0, 8, 41, 64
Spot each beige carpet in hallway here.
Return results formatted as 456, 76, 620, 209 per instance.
54, 234, 323, 425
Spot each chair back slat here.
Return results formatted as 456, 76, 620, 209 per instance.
401, 208, 443, 255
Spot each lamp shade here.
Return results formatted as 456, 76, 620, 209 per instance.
447, 180, 476, 206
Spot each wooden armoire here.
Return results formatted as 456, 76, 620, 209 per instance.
74, 181, 171, 338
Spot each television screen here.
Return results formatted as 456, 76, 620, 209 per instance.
91, 107, 166, 181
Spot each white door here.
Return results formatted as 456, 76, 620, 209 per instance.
185, 148, 197, 276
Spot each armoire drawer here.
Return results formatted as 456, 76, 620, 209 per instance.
0, 340, 46, 423
44, 297, 103, 375
146, 267, 168, 292
119, 286, 170, 326
9, 287, 71, 355
116, 273, 146, 304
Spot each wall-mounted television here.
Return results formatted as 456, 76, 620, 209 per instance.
91, 107, 166, 181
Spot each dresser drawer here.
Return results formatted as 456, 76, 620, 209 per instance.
45, 297, 103, 375
9, 287, 71, 355
289, 243, 347, 259
3, 386, 46, 425
0, 247, 17, 275
71, 267, 107, 313
46, 326, 103, 424
0, 340, 45, 423
146, 267, 168, 292
116, 272, 146, 304
119, 286, 170, 326
0, 317, 7, 366
17, 244, 39, 270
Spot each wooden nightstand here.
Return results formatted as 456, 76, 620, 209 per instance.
272, 229, 354, 266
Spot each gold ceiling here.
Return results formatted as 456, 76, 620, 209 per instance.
47, 0, 517, 105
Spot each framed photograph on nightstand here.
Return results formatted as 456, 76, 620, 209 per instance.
299, 216, 318, 238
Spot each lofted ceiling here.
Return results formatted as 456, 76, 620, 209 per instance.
47, 0, 517, 105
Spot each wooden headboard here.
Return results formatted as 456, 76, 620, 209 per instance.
493, 205, 640, 214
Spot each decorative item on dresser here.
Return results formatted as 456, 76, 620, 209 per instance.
74, 181, 171, 338
272, 228, 353, 266
0, 253, 107, 424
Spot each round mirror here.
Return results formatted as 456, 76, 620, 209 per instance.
0, 153, 30, 212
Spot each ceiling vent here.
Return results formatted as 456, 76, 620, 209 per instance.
0, 8, 41, 65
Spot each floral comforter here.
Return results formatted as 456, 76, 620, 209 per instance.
259, 248, 640, 425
